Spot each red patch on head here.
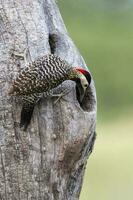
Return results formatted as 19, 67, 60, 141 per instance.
76, 67, 91, 84
76, 68, 89, 75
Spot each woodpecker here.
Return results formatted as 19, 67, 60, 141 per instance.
8, 54, 91, 130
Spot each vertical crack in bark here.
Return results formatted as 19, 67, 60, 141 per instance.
67, 164, 84, 197
66, 129, 96, 198
49, 33, 58, 54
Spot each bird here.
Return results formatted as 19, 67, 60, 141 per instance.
8, 54, 91, 131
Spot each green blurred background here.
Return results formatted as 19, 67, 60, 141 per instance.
58, 1, 133, 200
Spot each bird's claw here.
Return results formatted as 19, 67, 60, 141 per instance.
53, 92, 67, 104
52, 89, 72, 104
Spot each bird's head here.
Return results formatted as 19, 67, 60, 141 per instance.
75, 68, 91, 85
72, 67, 91, 103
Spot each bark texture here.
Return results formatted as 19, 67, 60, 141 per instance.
0, 0, 97, 199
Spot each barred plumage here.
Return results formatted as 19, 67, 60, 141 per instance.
9, 54, 91, 131
9, 54, 72, 96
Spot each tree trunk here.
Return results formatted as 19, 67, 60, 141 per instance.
0, 0, 97, 199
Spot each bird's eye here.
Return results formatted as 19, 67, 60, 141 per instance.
84, 84, 88, 88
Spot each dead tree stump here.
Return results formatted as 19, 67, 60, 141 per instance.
0, 0, 97, 199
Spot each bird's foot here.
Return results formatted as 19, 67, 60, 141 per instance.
52, 89, 72, 104
53, 94, 85, 113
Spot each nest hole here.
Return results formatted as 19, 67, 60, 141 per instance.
76, 86, 96, 112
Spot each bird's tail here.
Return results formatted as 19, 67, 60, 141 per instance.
20, 93, 42, 131
20, 103, 34, 131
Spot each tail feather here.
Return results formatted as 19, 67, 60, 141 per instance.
20, 93, 42, 131
20, 104, 34, 131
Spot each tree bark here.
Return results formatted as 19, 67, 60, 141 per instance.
0, 0, 97, 199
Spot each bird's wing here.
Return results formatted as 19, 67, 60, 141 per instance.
8, 54, 70, 96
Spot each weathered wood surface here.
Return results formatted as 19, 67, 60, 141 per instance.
0, 0, 97, 199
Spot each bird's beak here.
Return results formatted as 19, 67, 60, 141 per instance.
76, 85, 86, 103
80, 86, 87, 102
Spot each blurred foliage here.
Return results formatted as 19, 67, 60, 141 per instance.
58, 0, 133, 121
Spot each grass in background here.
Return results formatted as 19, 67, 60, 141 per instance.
80, 113, 133, 200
